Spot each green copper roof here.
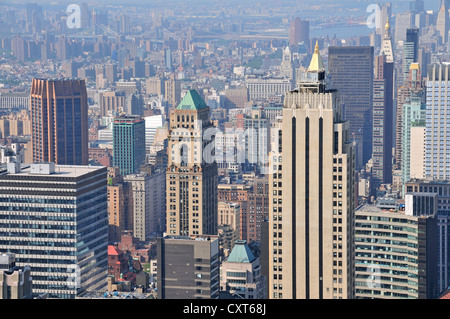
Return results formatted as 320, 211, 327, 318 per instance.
176, 89, 208, 110
226, 240, 256, 263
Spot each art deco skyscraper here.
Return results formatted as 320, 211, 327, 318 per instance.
30, 78, 89, 165
269, 43, 355, 299
436, 0, 450, 43
166, 89, 218, 237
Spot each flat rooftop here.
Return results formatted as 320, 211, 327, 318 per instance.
2, 163, 105, 178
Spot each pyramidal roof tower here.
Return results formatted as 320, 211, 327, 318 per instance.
298, 41, 327, 94
176, 89, 208, 110
308, 40, 325, 72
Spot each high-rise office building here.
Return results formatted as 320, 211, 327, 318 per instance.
112, 116, 146, 176
328, 46, 373, 169
269, 43, 355, 299
376, 3, 392, 40
394, 12, 413, 44
165, 77, 181, 108
354, 196, 438, 299
289, 17, 309, 48
425, 63, 450, 180
104, 63, 118, 84
218, 184, 250, 241
403, 27, 419, 83
30, 78, 89, 165
144, 115, 165, 153
395, 63, 425, 170
405, 179, 450, 293
156, 235, 219, 299
146, 76, 165, 96
410, 0, 424, 12
107, 182, 132, 243
166, 89, 218, 237
400, 65, 426, 192
80, 3, 91, 28
0, 162, 108, 299
164, 48, 172, 71
372, 53, 394, 188
99, 91, 126, 117
124, 170, 165, 241
244, 108, 271, 172
247, 176, 269, 244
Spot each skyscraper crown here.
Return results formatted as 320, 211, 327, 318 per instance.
308, 41, 325, 72
176, 89, 208, 110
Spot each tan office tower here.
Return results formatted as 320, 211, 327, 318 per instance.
165, 77, 181, 108
269, 42, 355, 299
30, 78, 88, 165
166, 89, 218, 236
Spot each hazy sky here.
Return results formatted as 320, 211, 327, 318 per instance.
0, 0, 443, 11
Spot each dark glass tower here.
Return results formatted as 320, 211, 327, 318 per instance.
403, 27, 419, 82
328, 46, 374, 169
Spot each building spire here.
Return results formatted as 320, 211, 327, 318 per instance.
385, 17, 390, 34
308, 40, 324, 72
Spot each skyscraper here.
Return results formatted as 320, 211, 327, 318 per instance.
376, 3, 392, 40
380, 18, 394, 64
156, 235, 219, 299
395, 63, 425, 171
166, 89, 218, 237
394, 12, 413, 44
244, 108, 271, 172
436, 1, 450, 43
405, 179, 450, 293
164, 47, 172, 71
328, 46, 373, 168
289, 17, 309, 48
372, 53, 394, 188
403, 27, 419, 82
425, 63, 450, 180
124, 170, 166, 241
30, 78, 89, 165
269, 43, 355, 299
0, 162, 108, 299
144, 115, 165, 153
165, 77, 181, 108
354, 196, 438, 299
112, 116, 146, 176
400, 64, 426, 191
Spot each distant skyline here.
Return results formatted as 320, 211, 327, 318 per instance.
0, 0, 443, 13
